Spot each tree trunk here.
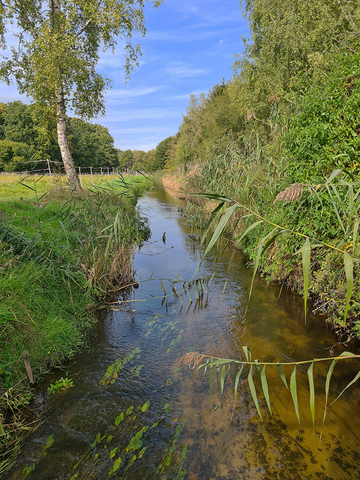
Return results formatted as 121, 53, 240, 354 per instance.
56, 89, 82, 190
51, 0, 81, 190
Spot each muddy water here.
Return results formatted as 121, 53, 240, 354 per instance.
7, 187, 360, 480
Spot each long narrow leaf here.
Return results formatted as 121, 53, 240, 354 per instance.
200, 202, 225, 245
290, 366, 300, 424
327, 370, 360, 409
302, 237, 311, 321
322, 358, 339, 426
277, 363, 289, 391
307, 362, 315, 430
236, 220, 263, 246
202, 203, 238, 259
261, 365, 272, 416
231, 365, 245, 420
343, 252, 353, 322
248, 365, 263, 422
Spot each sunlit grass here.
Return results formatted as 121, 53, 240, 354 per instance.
0, 172, 146, 201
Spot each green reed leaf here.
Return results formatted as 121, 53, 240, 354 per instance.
302, 237, 311, 321
344, 252, 353, 322
322, 358, 339, 426
202, 203, 238, 260
209, 365, 213, 403
276, 363, 289, 391
242, 346, 250, 361
328, 371, 360, 409
261, 365, 272, 416
248, 365, 263, 422
353, 219, 360, 255
307, 362, 315, 430
290, 366, 300, 424
236, 220, 263, 246
200, 201, 225, 245
231, 364, 245, 420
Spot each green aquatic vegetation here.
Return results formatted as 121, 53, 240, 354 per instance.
130, 365, 143, 376
167, 331, 184, 353
157, 420, 187, 478
20, 435, 54, 478
47, 377, 74, 394
99, 347, 141, 385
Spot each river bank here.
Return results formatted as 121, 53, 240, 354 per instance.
0, 175, 152, 474
161, 165, 360, 345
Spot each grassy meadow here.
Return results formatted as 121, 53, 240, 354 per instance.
0, 173, 152, 472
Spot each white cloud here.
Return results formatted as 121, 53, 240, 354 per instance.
105, 86, 164, 99
162, 62, 211, 79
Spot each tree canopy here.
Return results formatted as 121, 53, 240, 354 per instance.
0, 0, 162, 187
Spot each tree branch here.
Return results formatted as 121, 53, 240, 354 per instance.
76, 17, 93, 37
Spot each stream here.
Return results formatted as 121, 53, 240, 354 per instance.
6, 187, 360, 480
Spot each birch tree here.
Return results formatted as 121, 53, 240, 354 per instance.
0, 0, 161, 188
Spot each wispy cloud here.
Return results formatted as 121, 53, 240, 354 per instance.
105, 86, 164, 99
162, 62, 211, 79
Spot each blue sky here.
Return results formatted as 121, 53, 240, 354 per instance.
0, 0, 249, 152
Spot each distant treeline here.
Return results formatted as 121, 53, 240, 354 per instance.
0, 101, 172, 173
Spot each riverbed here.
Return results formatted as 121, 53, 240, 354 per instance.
6, 187, 360, 479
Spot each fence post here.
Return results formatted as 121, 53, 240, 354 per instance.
100, 167, 103, 181
47, 159, 54, 188
112, 167, 115, 180
107, 167, 110, 182
90, 166, 94, 186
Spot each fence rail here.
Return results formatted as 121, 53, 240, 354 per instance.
0, 160, 139, 186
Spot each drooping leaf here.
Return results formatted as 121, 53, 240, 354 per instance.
231, 364, 245, 420
343, 252, 353, 322
261, 365, 272, 416
276, 363, 289, 391
202, 203, 238, 260
302, 237, 311, 321
328, 370, 360, 409
290, 366, 300, 424
307, 362, 315, 430
248, 365, 263, 422
322, 358, 339, 426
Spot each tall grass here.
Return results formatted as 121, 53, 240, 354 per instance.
0, 174, 152, 472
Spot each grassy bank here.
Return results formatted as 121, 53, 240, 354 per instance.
162, 152, 360, 344
0, 174, 152, 473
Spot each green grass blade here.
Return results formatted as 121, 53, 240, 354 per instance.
322, 358, 339, 426
290, 366, 300, 424
236, 220, 263, 246
344, 252, 353, 322
307, 362, 315, 430
353, 219, 360, 255
326, 185, 345, 233
248, 365, 263, 422
302, 237, 311, 321
200, 202, 225, 245
276, 363, 289, 390
328, 370, 360, 411
261, 365, 272, 416
202, 203, 238, 260
242, 346, 250, 361
231, 364, 245, 420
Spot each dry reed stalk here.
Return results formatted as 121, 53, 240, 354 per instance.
178, 352, 207, 369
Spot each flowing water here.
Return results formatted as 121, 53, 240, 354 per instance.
6, 187, 360, 480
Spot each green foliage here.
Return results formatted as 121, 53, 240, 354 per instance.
189, 349, 360, 426
283, 50, 360, 183
47, 377, 74, 394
